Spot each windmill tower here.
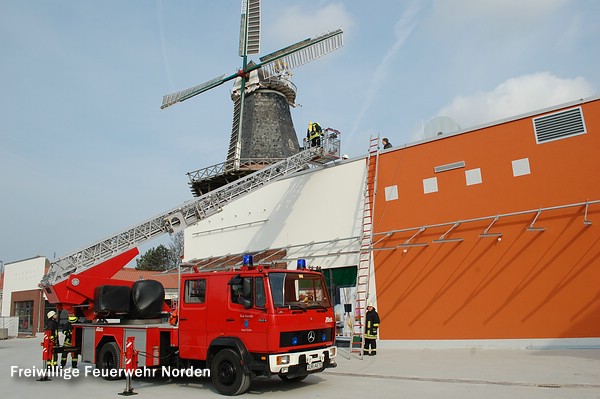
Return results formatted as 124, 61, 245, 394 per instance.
161, 0, 343, 196
229, 61, 299, 166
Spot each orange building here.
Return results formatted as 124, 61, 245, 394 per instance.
373, 97, 600, 344
180, 96, 600, 348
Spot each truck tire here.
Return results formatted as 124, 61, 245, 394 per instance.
96, 341, 122, 380
210, 348, 251, 396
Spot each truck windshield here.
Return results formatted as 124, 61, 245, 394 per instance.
269, 272, 331, 309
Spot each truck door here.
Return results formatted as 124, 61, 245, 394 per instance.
178, 278, 207, 360
226, 276, 269, 352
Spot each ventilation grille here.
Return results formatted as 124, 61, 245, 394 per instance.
533, 107, 586, 144
434, 161, 465, 173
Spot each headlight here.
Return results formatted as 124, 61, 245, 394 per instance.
277, 355, 290, 365
329, 347, 337, 357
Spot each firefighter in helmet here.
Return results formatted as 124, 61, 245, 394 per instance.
307, 121, 323, 147
45, 310, 59, 369
364, 303, 380, 356
61, 316, 79, 368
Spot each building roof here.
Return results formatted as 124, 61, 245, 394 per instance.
113, 268, 178, 289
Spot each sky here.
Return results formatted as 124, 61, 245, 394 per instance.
1, 0, 599, 266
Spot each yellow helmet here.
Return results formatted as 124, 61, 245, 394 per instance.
68, 316, 78, 323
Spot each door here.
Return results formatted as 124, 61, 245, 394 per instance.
178, 277, 208, 359
226, 276, 269, 352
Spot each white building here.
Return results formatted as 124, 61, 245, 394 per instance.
1, 256, 49, 336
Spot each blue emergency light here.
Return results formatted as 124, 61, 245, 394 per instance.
243, 254, 253, 266
297, 259, 306, 270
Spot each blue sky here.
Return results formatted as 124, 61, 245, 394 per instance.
1, 0, 599, 265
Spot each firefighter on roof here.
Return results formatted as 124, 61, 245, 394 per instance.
307, 121, 323, 147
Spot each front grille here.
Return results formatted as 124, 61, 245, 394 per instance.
280, 328, 333, 348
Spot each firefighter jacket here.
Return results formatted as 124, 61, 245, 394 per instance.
46, 318, 59, 344
63, 323, 73, 347
364, 308, 380, 339
307, 122, 322, 141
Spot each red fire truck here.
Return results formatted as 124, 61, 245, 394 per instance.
42, 249, 337, 395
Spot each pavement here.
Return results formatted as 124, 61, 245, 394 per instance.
1, 335, 600, 398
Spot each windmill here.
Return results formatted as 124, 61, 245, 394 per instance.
161, 0, 343, 196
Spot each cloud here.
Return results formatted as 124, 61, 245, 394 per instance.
436, 72, 596, 129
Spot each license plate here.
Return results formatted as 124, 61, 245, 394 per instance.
306, 361, 323, 371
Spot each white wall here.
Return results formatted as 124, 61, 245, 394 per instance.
1, 257, 47, 317
184, 158, 367, 269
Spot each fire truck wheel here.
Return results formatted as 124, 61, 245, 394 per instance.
279, 374, 308, 383
210, 349, 251, 396
96, 342, 122, 380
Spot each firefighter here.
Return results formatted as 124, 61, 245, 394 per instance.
60, 316, 79, 368
45, 310, 59, 369
307, 122, 323, 147
168, 308, 178, 326
364, 303, 380, 356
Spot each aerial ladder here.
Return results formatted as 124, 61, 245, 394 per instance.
40, 135, 341, 316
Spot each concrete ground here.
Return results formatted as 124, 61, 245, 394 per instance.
1, 335, 600, 398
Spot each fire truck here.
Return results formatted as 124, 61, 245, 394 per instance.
42, 249, 337, 395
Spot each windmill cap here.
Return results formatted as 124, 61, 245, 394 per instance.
47, 310, 56, 318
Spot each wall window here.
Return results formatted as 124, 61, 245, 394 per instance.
385, 185, 398, 201
15, 301, 33, 335
423, 177, 439, 194
465, 168, 482, 186
512, 158, 531, 177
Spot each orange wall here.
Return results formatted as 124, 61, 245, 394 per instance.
373, 99, 600, 340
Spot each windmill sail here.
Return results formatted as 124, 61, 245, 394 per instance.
226, 96, 242, 170
239, 0, 260, 56
161, 73, 228, 109
259, 29, 343, 79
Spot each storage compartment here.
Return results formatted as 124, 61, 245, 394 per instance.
129, 280, 164, 319
94, 285, 131, 314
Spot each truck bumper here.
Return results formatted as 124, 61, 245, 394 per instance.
268, 346, 337, 376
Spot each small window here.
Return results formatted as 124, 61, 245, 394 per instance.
384, 185, 398, 201
230, 278, 246, 306
255, 278, 266, 308
423, 177, 438, 194
184, 279, 206, 304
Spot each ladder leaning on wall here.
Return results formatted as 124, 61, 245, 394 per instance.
350, 135, 380, 358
